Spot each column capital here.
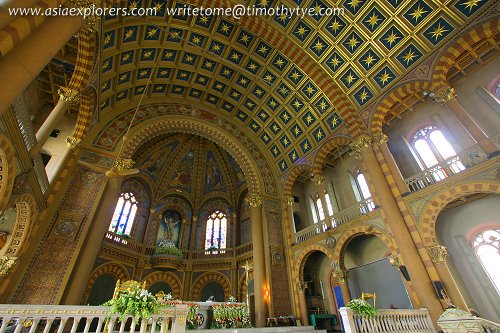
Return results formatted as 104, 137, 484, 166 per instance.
113, 157, 135, 172
296, 280, 308, 292
433, 86, 457, 104
0, 256, 18, 276
350, 135, 372, 159
389, 255, 402, 267
58, 87, 80, 104
247, 194, 262, 207
311, 175, 325, 186
65, 0, 100, 33
66, 136, 81, 149
332, 269, 348, 284
284, 196, 294, 205
372, 133, 388, 146
427, 245, 448, 263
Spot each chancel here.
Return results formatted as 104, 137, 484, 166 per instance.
0, 0, 499, 332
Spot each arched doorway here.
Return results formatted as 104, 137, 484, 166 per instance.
344, 234, 411, 309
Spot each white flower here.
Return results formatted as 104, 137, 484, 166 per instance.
140, 289, 149, 297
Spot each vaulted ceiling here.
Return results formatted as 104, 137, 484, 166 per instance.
96, 0, 492, 174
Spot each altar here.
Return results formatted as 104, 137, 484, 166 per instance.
190, 301, 251, 329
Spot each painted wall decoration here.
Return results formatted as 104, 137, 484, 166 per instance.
138, 139, 179, 180
169, 150, 194, 192
205, 151, 225, 193
156, 210, 182, 248
227, 152, 246, 188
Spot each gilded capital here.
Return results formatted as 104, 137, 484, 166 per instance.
247, 194, 262, 207
65, 0, 100, 33
66, 136, 81, 149
113, 157, 135, 171
0, 256, 18, 276
350, 135, 372, 159
296, 280, 308, 292
433, 87, 457, 104
284, 197, 294, 205
427, 245, 448, 263
389, 255, 402, 267
372, 133, 388, 146
332, 269, 348, 284
312, 175, 325, 186
58, 87, 80, 104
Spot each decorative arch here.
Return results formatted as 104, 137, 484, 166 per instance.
432, 18, 499, 89
121, 116, 264, 195
0, 133, 16, 210
191, 271, 231, 301
418, 181, 500, 247
72, 86, 97, 141
82, 262, 130, 303
143, 271, 182, 299
295, 245, 336, 281
313, 136, 352, 175
283, 164, 313, 197
370, 81, 434, 134
333, 225, 398, 270
4, 194, 37, 257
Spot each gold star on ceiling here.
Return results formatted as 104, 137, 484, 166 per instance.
231, 91, 240, 98
191, 36, 201, 45
282, 112, 290, 122
348, 0, 362, 10
329, 19, 342, 33
185, 55, 194, 63
462, 0, 481, 12
263, 134, 270, 142
315, 129, 324, 141
365, 13, 381, 29
239, 78, 248, 85
331, 117, 339, 127
291, 151, 297, 160
128, 1, 138, 10
409, 5, 427, 22
348, 35, 360, 50
274, 58, 285, 68
378, 70, 393, 84
329, 55, 341, 69
290, 71, 302, 81
297, 26, 309, 37
215, 83, 223, 90
344, 73, 356, 85
152, 2, 163, 11
147, 28, 158, 38
254, 88, 264, 96
247, 101, 255, 108
293, 126, 301, 136
103, 34, 111, 45
264, 74, 274, 82
222, 68, 231, 76
248, 63, 257, 71
119, 74, 127, 81
282, 137, 289, 146
269, 100, 277, 108
384, 31, 400, 47
258, 45, 268, 55
121, 53, 130, 62
429, 23, 449, 41
212, 44, 221, 52
313, 40, 325, 53
124, 29, 134, 40
302, 141, 310, 150
318, 100, 328, 110
272, 124, 279, 132
402, 50, 417, 64
278, 14, 288, 23
305, 115, 314, 125
305, 85, 316, 95
160, 70, 168, 76
293, 100, 303, 109
363, 54, 376, 67
279, 86, 289, 96
204, 60, 213, 69
199, 16, 209, 24
230, 52, 240, 61
139, 70, 148, 76
273, 147, 279, 155
220, 23, 230, 33
260, 112, 268, 119
358, 89, 369, 102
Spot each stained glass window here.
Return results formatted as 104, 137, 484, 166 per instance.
472, 228, 500, 293
108, 192, 138, 236
205, 210, 227, 254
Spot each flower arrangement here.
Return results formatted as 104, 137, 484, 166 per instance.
155, 242, 183, 257
102, 285, 163, 322
346, 298, 378, 316
185, 302, 200, 330
210, 296, 251, 329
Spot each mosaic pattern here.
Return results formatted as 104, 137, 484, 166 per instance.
98, 0, 492, 173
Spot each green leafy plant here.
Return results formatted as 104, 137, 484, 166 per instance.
102, 285, 163, 322
210, 301, 252, 329
346, 298, 378, 316
155, 245, 183, 257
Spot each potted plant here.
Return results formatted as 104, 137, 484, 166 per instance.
346, 298, 378, 316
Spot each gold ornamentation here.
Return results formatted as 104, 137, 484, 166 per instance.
284, 197, 294, 205
389, 255, 402, 267
0, 256, 18, 275
433, 87, 457, 104
427, 245, 448, 263
113, 157, 135, 171
311, 175, 325, 186
58, 87, 80, 104
247, 194, 262, 207
372, 133, 388, 146
296, 280, 308, 292
66, 136, 81, 149
65, 0, 100, 33
350, 135, 372, 159
332, 269, 348, 284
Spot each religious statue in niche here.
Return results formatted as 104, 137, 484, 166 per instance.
156, 210, 182, 248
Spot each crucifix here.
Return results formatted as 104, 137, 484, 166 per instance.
242, 260, 252, 307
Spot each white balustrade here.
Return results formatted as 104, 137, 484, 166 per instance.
0, 304, 189, 333
437, 308, 500, 333
294, 198, 376, 244
404, 143, 489, 192
340, 307, 436, 333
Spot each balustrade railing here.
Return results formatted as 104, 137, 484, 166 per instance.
0, 304, 189, 333
404, 143, 489, 192
340, 307, 436, 333
437, 308, 500, 333
295, 198, 376, 244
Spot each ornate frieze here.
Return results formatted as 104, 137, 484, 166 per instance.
0, 256, 18, 275
113, 157, 135, 171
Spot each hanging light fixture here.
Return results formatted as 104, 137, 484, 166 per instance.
105, 52, 161, 178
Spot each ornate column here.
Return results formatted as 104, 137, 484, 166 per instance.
47, 136, 81, 184
434, 87, 498, 156
60, 168, 126, 304
30, 89, 79, 156
248, 194, 267, 327
372, 133, 409, 195
0, 14, 84, 115
427, 245, 468, 311
312, 175, 330, 225
332, 269, 351, 304
351, 135, 444, 322
284, 196, 296, 236
296, 280, 310, 326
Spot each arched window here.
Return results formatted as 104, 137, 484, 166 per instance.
108, 192, 138, 236
205, 210, 227, 254
472, 228, 500, 293
316, 197, 325, 221
412, 125, 464, 180
350, 170, 375, 213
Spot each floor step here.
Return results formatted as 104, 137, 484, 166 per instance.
195, 326, 325, 332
